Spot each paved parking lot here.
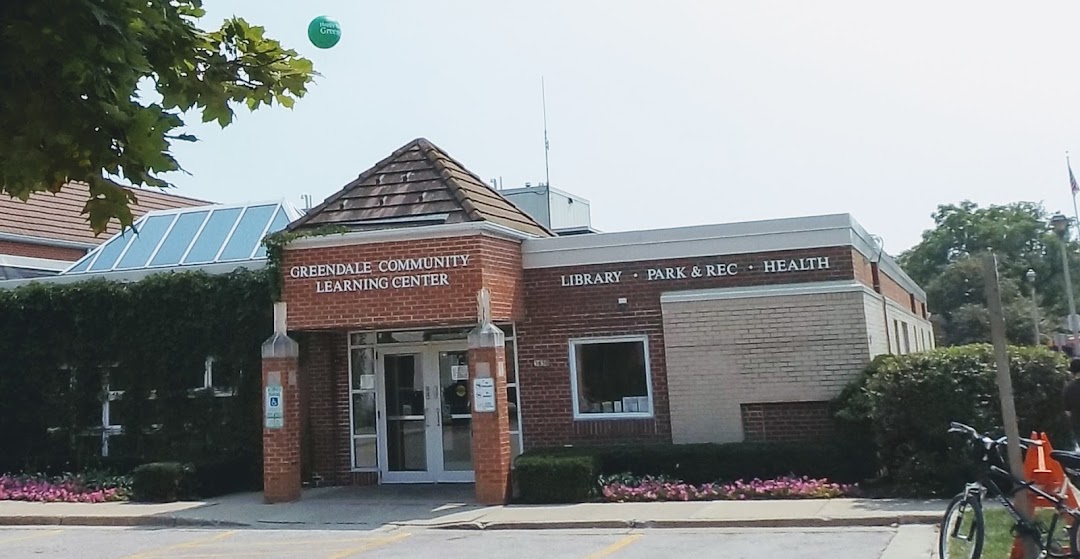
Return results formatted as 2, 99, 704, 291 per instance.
0, 525, 909, 558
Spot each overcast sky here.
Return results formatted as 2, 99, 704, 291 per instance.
167, 1, 1080, 254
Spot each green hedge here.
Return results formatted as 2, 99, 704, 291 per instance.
131, 462, 196, 502
514, 441, 867, 503
0, 269, 270, 493
514, 454, 599, 503
834, 344, 1069, 495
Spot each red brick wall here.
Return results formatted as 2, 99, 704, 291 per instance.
283, 234, 523, 331
517, 246, 854, 450
853, 250, 874, 289
880, 271, 918, 311
0, 240, 85, 261
301, 331, 347, 484
740, 401, 834, 442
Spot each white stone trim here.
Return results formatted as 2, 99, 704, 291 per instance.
0, 254, 72, 272
660, 280, 878, 304
286, 221, 537, 250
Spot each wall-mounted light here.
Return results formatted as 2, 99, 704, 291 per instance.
617, 297, 628, 311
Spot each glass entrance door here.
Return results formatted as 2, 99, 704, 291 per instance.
378, 346, 474, 483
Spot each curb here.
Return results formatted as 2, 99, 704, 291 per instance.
0, 516, 250, 528
418, 514, 943, 531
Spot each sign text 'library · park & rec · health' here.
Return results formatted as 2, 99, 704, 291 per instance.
290, 254, 471, 294
559, 256, 832, 287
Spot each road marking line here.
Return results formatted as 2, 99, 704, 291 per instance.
0, 529, 63, 545
122, 529, 237, 559
584, 534, 643, 559
324, 531, 411, 559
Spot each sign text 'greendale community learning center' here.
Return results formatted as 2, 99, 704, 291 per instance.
290, 254, 470, 293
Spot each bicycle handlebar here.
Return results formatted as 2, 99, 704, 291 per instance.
948, 421, 1040, 449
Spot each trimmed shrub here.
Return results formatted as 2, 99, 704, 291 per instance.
131, 462, 195, 502
517, 440, 865, 491
193, 455, 261, 498
514, 454, 599, 503
833, 344, 1069, 495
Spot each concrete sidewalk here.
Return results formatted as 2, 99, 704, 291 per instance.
0, 486, 947, 530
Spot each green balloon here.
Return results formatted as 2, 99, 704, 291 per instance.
308, 16, 341, 49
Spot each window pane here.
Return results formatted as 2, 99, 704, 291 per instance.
150, 211, 209, 266
219, 205, 276, 261
350, 348, 375, 391
183, 207, 242, 264
116, 215, 175, 269
507, 386, 520, 432
574, 340, 650, 415
252, 207, 292, 259
350, 332, 375, 346
352, 392, 376, 435
353, 436, 377, 469
88, 230, 135, 271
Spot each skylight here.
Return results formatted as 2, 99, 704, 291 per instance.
63, 200, 301, 275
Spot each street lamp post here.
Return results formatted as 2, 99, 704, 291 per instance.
1051, 213, 1079, 342
1026, 268, 1039, 345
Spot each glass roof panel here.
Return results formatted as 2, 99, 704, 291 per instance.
182, 207, 243, 264
252, 207, 292, 259
149, 210, 210, 267
116, 215, 176, 269
219, 205, 276, 261
87, 230, 136, 271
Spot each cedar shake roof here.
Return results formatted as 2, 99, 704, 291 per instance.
0, 182, 209, 246
289, 138, 552, 237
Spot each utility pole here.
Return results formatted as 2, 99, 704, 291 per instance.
984, 253, 1037, 558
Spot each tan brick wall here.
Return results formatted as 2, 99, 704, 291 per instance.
863, 291, 891, 358
662, 289, 872, 444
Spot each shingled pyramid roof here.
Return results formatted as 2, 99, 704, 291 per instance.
289, 138, 551, 237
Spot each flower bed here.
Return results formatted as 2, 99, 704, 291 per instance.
0, 473, 130, 503
600, 475, 859, 502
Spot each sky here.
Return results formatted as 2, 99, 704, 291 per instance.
166, 1, 1080, 254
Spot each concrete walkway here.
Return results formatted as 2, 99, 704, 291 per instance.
0, 486, 947, 530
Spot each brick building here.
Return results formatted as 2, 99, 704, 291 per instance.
261, 138, 931, 503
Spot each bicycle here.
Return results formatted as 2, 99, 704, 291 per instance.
941, 421, 1080, 558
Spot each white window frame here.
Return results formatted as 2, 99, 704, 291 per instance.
346, 340, 379, 472
569, 335, 654, 420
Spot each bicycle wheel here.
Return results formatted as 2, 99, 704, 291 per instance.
941, 492, 984, 559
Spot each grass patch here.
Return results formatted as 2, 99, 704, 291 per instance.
979, 507, 1075, 559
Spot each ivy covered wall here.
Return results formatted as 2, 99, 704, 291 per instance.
0, 269, 272, 481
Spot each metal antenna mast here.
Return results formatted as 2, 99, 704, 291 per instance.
542, 76, 550, 187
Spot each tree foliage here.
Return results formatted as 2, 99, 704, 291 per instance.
900, 201, 1080, 346
0, 0, 315, 232
834, 345, 1069, 495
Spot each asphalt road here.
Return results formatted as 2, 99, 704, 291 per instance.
0, 526, 914, 559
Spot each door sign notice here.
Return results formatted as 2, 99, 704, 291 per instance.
473, 378, 496, 413
265, 385, 284, 429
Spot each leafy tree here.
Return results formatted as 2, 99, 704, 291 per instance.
901, 201, 1080, 346
0, 0, 315, 232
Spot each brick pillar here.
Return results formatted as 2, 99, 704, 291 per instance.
468, 289, 511, 505
262, 302, 302, 504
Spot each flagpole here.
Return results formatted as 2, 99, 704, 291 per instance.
1072, 153, 1080, 235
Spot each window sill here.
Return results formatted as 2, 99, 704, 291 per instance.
573, 413, 654, 421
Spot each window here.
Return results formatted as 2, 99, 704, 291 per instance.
349, 345, 378, 470
902, 322, 911, 354
570, 336, 652, 419
893, 320, 901, 354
